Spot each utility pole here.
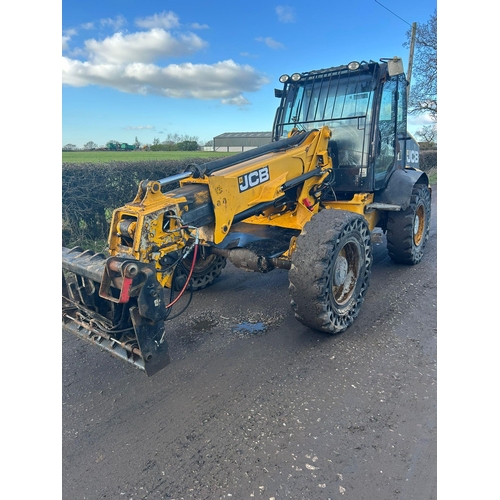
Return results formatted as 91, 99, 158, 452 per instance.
374, 2, 417, 99
406, 22, 417, 100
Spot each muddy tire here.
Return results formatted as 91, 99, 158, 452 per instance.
288, 209, 372, 333
180, 250, 227, 291
386, 183, 431, 265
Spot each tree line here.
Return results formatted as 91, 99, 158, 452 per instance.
63, 133, 206, 151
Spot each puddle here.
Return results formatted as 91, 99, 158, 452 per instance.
232, 321, 266, 335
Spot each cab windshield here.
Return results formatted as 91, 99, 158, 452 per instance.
275, 68, 377, 168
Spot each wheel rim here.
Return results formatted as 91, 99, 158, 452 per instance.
183, 253, 218, 276
331, 240, 361, 306
413, 203, 426, 246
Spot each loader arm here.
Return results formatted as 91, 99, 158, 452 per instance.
188, 126, 333, 243
106, 126, 333, 286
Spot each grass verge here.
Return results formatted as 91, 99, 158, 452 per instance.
62, 150, 235, 163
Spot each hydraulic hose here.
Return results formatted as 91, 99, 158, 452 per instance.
165, 243, 199, 309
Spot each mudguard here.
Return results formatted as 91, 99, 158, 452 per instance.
373, 168, 429, 211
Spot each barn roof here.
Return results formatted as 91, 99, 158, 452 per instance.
214, 132, 272, 139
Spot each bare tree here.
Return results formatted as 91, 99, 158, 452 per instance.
163, 133, 200, 145
84, 141, 98, 150
416, 124, 437, 149
163, 133, 180, 145
404, 9, 437, 120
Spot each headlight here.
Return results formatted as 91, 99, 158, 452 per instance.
291, 73, 301, 81
347, 61, 360, 71
279, 74, 289, 83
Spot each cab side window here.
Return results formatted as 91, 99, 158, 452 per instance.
374, 74, 407, 189
374, 79, 397, 188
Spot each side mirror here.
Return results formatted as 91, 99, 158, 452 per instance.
387, 57, 404, 77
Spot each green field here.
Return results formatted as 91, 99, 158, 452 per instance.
62, 150, 235, 163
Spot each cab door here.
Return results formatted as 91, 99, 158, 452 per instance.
373, 74, 407, 190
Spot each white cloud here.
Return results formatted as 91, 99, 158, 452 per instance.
62, 57, 269, 104
125, 125, 156, 130
63, 12, 269, 105
100, 15, 127, 31
276, 6, 296, 23
190, 22, 209, 30
135, 11, 180, 29
62, 57, 123, 88
62, 29, 77, 51
221, 96, 251, 106
62, 35, 71, 51
84, 29, 207, 64
256, 37, 284, 49
407, 114, 435, 137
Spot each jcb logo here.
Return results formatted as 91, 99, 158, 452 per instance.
407, 150, 419, 164
238, 166, 270, 192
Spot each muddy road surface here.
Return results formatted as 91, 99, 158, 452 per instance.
63, 188, 437, 500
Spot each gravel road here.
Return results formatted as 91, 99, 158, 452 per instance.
62, 187, 437, 500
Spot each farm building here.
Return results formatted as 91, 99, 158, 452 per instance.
206, 132, 273, 152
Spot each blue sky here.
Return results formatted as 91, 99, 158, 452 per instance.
62, 0, 436, 148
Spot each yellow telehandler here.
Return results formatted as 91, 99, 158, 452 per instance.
62, 57, 431, 375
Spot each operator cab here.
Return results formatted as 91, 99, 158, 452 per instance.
273, 58, 415, 195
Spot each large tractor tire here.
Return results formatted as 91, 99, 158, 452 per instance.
180, 250, 227, 291
289, 209, 372, 333
386, 183, 431, 265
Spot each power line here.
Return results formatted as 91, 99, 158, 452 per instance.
374, 0, 412, 26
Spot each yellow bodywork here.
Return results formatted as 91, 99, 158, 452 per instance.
106, 126, 379, 287
183, 126, 333, 242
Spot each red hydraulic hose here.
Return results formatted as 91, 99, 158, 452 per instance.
165, 243, 198, 309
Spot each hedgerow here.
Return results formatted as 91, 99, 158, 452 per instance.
63, 152, 437, 248
62, 159, 218, 248
418, 150, 437, 172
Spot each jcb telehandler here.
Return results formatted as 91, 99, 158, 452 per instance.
62, 56, 431, 376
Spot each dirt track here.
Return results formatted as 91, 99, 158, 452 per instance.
63, 188, 437, 499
